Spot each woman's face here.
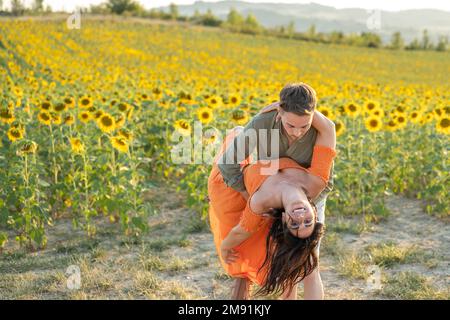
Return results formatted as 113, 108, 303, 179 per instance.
282, 197, 317, 239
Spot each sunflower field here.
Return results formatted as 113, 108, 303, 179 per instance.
0, 18, 448, 250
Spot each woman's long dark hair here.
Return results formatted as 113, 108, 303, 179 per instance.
254, 201, 325, 297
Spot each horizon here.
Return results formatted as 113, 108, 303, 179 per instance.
3, 0, 450, 13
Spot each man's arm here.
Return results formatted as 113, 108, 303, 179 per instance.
217, 119, 259, 195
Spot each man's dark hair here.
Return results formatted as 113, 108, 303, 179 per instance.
279, 83, 317, 116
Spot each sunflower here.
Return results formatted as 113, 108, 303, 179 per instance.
63, 114, 75, 126
37, 111, 51, 125
334, 120, 345, 137
53, 102, 67, 113
436, 117, 449, 135
248, 91, 258, 101
318, 106, 335, 120
118, 128, 134, 142
51, 113, 62, 125
40, 101, 52, 111
69, 137, 85, 154
337, 105, 346, 116
370, 108, 385, 118
174, 120, 192, 136
443, 106, 450, 116
434, 108, 444, 119
179, 91, 193, 104
203, 131, 218, 145
207, 95, 222, 109
110, 136, 129, 153
97, 113, 116, 133
152, 87, 163, 100
115, 114, 126, 128
394, 114, 407, 129
159, 100, 169, 108
93, 110, 104, 120
78, 111, 91, 123
87, 106, 97, 114
109, 99, 118, 108
63, 97, 75, 108
395, 105, 406, 114
0, 107, 15, 124
78, 96, 93, 109
409, 111, 422, 124
385, 119, 398, 132
228, 93, 241, 107
344, 102, 361, 118
117, 102, 130, 113
364, 100, 379, 114
7, 127, 24, 142
10, 121, 24, 131
231, 109, 249, 125
16, 140, 38, 156
421, 112, 435, 125
365, 116, 382, 133
197, 107, 213, 124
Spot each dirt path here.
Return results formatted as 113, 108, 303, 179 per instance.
0, 188, 448, 299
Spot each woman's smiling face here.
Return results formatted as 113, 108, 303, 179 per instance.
282, 197, 317, 239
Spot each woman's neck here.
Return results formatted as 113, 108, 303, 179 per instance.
251, 176, 307, 214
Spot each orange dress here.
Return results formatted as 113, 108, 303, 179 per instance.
208, 130, 336, 286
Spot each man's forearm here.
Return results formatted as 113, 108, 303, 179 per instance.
217, 162, 247, 192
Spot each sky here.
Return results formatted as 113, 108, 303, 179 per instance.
4, 0, 450, 13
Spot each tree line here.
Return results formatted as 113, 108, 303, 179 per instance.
1, 0, 448, 52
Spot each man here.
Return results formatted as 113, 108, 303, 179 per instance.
217, 82, 335, 299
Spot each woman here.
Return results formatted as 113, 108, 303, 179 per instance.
208, 110, 336, 300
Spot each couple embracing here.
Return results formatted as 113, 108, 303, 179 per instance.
208, 82, 336, 300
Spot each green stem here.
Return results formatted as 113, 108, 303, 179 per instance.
23, 154, 29, 190
111, 147, 116, 177
49, 124, 58, 184
82, 153, 89, 211
128, 148, 138, 211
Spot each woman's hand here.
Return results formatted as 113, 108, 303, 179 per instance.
221, 245, 240, 264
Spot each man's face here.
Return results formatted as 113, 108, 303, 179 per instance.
278, 109, 313, 140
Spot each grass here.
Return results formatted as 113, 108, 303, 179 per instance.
337, 253, 371, 280
320, 232, 345, 258
366, 242, 426, 267
380, 272, 450, 300
183, 217, 209, 234
0, 251, 74, 274
325, 218, 366, 234
0, 272, 65, 299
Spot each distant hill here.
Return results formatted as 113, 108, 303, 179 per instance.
158, 1, 450, 43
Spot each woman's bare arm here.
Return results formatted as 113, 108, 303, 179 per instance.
306, 110, 336, 200
220, 193, 269, 263
220, 224, 251, 263
311, 110, 336, 149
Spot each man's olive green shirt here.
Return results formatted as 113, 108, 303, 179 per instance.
217, 110, 334, 205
